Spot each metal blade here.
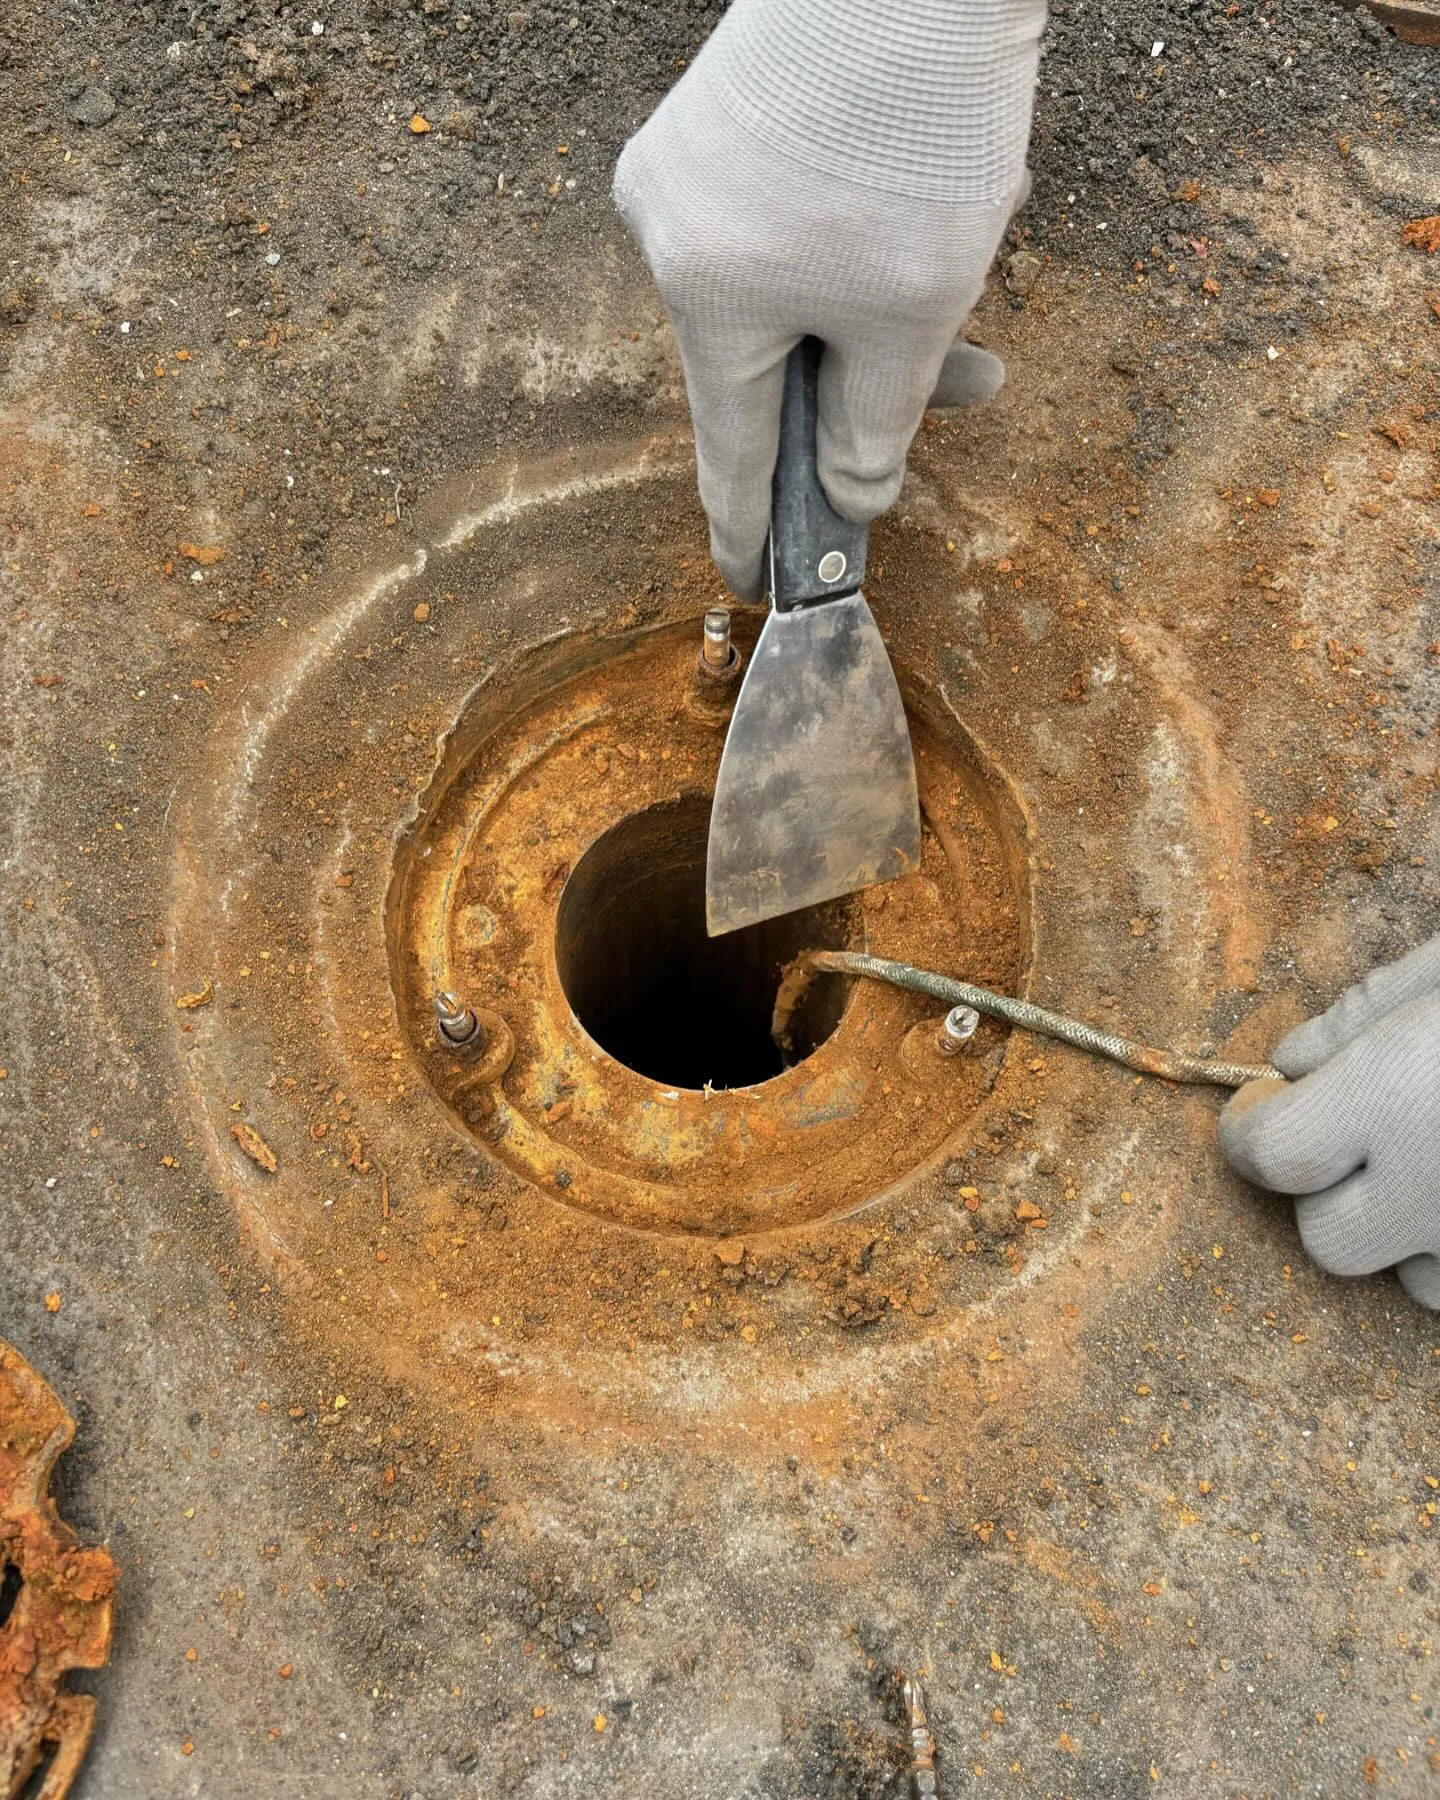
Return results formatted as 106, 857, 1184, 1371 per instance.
705, 593, 921, 936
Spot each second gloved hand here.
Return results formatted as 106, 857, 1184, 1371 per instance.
1220, 933, 1440, 1310
614, 0, 1045, 599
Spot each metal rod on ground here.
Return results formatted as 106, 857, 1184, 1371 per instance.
902, 1675, 939, 1799
781, 951, 1281, 1089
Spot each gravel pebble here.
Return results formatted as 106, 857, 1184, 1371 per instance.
65, 85, 115, 127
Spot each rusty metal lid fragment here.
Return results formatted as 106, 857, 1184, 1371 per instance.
0, 1340, 117, 1800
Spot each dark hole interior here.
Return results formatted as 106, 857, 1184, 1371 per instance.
0, 1559, 22, 1629
555, 796, 857, 1090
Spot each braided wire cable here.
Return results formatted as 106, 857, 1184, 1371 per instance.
797, 951, 1282, 1090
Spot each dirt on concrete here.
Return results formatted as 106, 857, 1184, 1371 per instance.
2, 0, 1439, 1796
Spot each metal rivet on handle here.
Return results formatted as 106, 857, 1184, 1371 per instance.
816, 550, 847, 584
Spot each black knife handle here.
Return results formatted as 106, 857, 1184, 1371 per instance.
767, 336, 869, 613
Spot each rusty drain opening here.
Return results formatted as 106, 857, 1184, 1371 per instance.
554, 795, 857, 1090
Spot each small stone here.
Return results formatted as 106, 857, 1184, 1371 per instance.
413, 601, 431, 622
1004, 250, 1042, 297
713, 1238, 745, 1266
67, 86, 116, 127
570, 1650, 595, 1675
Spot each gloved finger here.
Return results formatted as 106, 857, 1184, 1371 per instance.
814, 318, 964, 524
1294, 1168, 1408, 1279
1218, 1066, 1367, 1196
1396, 1253, 1440, 1311
672, 325, 791, 602
927, 341, 1007, 410
1273, 933, 1440, 1078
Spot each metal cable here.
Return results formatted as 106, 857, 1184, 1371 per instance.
794, 950, 1282, 1089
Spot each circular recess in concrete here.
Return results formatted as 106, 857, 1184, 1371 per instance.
162, 432, 1285, 1446
388, 614, 1033, 1236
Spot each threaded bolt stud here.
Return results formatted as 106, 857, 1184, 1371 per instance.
936, 1005, 980, 1057
435, 990, 484, 1051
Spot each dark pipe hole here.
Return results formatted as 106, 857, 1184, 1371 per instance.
555, 796, 858, 1090
0, 1560, 22, 1629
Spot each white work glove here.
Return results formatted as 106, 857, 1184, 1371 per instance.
1221, 933, 1440, 1309
613, 0, 1046, 599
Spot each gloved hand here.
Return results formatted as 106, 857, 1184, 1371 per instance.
613, 0, 1045, 599
1221, 933, 1440, 1309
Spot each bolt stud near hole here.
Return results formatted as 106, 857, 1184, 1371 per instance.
935, 1005, 980, 1057
701, 608, 733, 672
435, 990, 485, 1052
688, 609, 743, 721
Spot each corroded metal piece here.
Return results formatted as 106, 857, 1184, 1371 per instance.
902, 1674, 939, 1799
0, 1341, 117, 1800
688, 608, 743, 723
434, 992, 515, 1085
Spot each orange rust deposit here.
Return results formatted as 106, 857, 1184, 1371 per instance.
0, 1345, 117, 1800
388, 617, 1031, 1236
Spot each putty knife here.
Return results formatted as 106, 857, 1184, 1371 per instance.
706, 337, 922, 937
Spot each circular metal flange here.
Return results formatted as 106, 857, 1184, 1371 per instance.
389, 617, 1032, 1236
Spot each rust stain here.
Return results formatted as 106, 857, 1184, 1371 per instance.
1021, 1537, 1120, 1641
0, 1342, 117, 1800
